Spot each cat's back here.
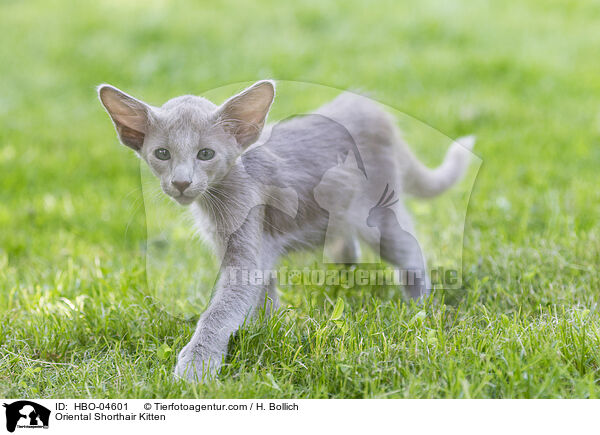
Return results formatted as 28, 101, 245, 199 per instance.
245, 92, 402, 200
259, 93, 398, 160
315, 92, 398, 145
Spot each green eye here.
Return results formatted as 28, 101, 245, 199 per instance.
154, 148, 171, 161
197, 148, 215, 161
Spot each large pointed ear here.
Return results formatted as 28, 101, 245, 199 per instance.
97, 85, 152, 151
215, 80, 275, 148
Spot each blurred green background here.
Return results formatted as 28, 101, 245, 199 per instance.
1, 0, 599, 398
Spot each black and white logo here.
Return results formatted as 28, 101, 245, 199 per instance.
2, 401, 50, 433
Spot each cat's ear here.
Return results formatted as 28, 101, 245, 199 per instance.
97, 85, 153, 151
215, 80, 275, 148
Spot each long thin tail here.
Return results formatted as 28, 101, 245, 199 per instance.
402, 135, 475, 198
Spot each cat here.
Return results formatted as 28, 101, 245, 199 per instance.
98, 80, 475, 381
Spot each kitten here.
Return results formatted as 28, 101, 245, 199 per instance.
98, 80, 474, 381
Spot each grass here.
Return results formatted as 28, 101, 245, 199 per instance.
1, 0, 600, 398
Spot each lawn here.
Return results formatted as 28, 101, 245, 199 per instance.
1, 0, 600, 398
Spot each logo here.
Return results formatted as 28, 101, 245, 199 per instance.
2, 401, 50, 433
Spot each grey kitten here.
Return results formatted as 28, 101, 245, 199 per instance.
98, 80, 474, 381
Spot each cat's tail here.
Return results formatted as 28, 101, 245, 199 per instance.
402, 135, 475, 198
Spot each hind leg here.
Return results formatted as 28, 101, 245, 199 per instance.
324, 234, 361, 264
248, 249, 281, 318
340, 236, 361, 264
323, 220, 362, 264
380, 224, 430, 300
360, 205, 430, 300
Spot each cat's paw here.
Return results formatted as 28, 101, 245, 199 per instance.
174, 345, 222, 382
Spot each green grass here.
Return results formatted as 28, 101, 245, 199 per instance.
1, 0, 600, 398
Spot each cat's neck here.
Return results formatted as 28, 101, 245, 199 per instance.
192, 162, 258, 243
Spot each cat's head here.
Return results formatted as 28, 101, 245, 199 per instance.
98, 81, 275, 205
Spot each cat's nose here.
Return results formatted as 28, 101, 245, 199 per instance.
171, 180, 191, 193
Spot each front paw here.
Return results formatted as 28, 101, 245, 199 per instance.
174, 345, 223, 382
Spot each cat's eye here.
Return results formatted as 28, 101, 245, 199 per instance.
154, 148, 171, 161
197, 148, 215, 161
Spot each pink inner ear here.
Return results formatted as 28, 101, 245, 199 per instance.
99, 86, 149, 150
117, 123, 145, 151
100, 86, 149, 131
218, 83, 274, 147
113, 110, 148, 132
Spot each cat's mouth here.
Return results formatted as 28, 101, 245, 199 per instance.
172, 193, 197, 205
166, 182, 209, 206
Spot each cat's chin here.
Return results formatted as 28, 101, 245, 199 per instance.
172, 195, 196, 206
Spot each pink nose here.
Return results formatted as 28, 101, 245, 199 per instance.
172, 180, 191, 193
